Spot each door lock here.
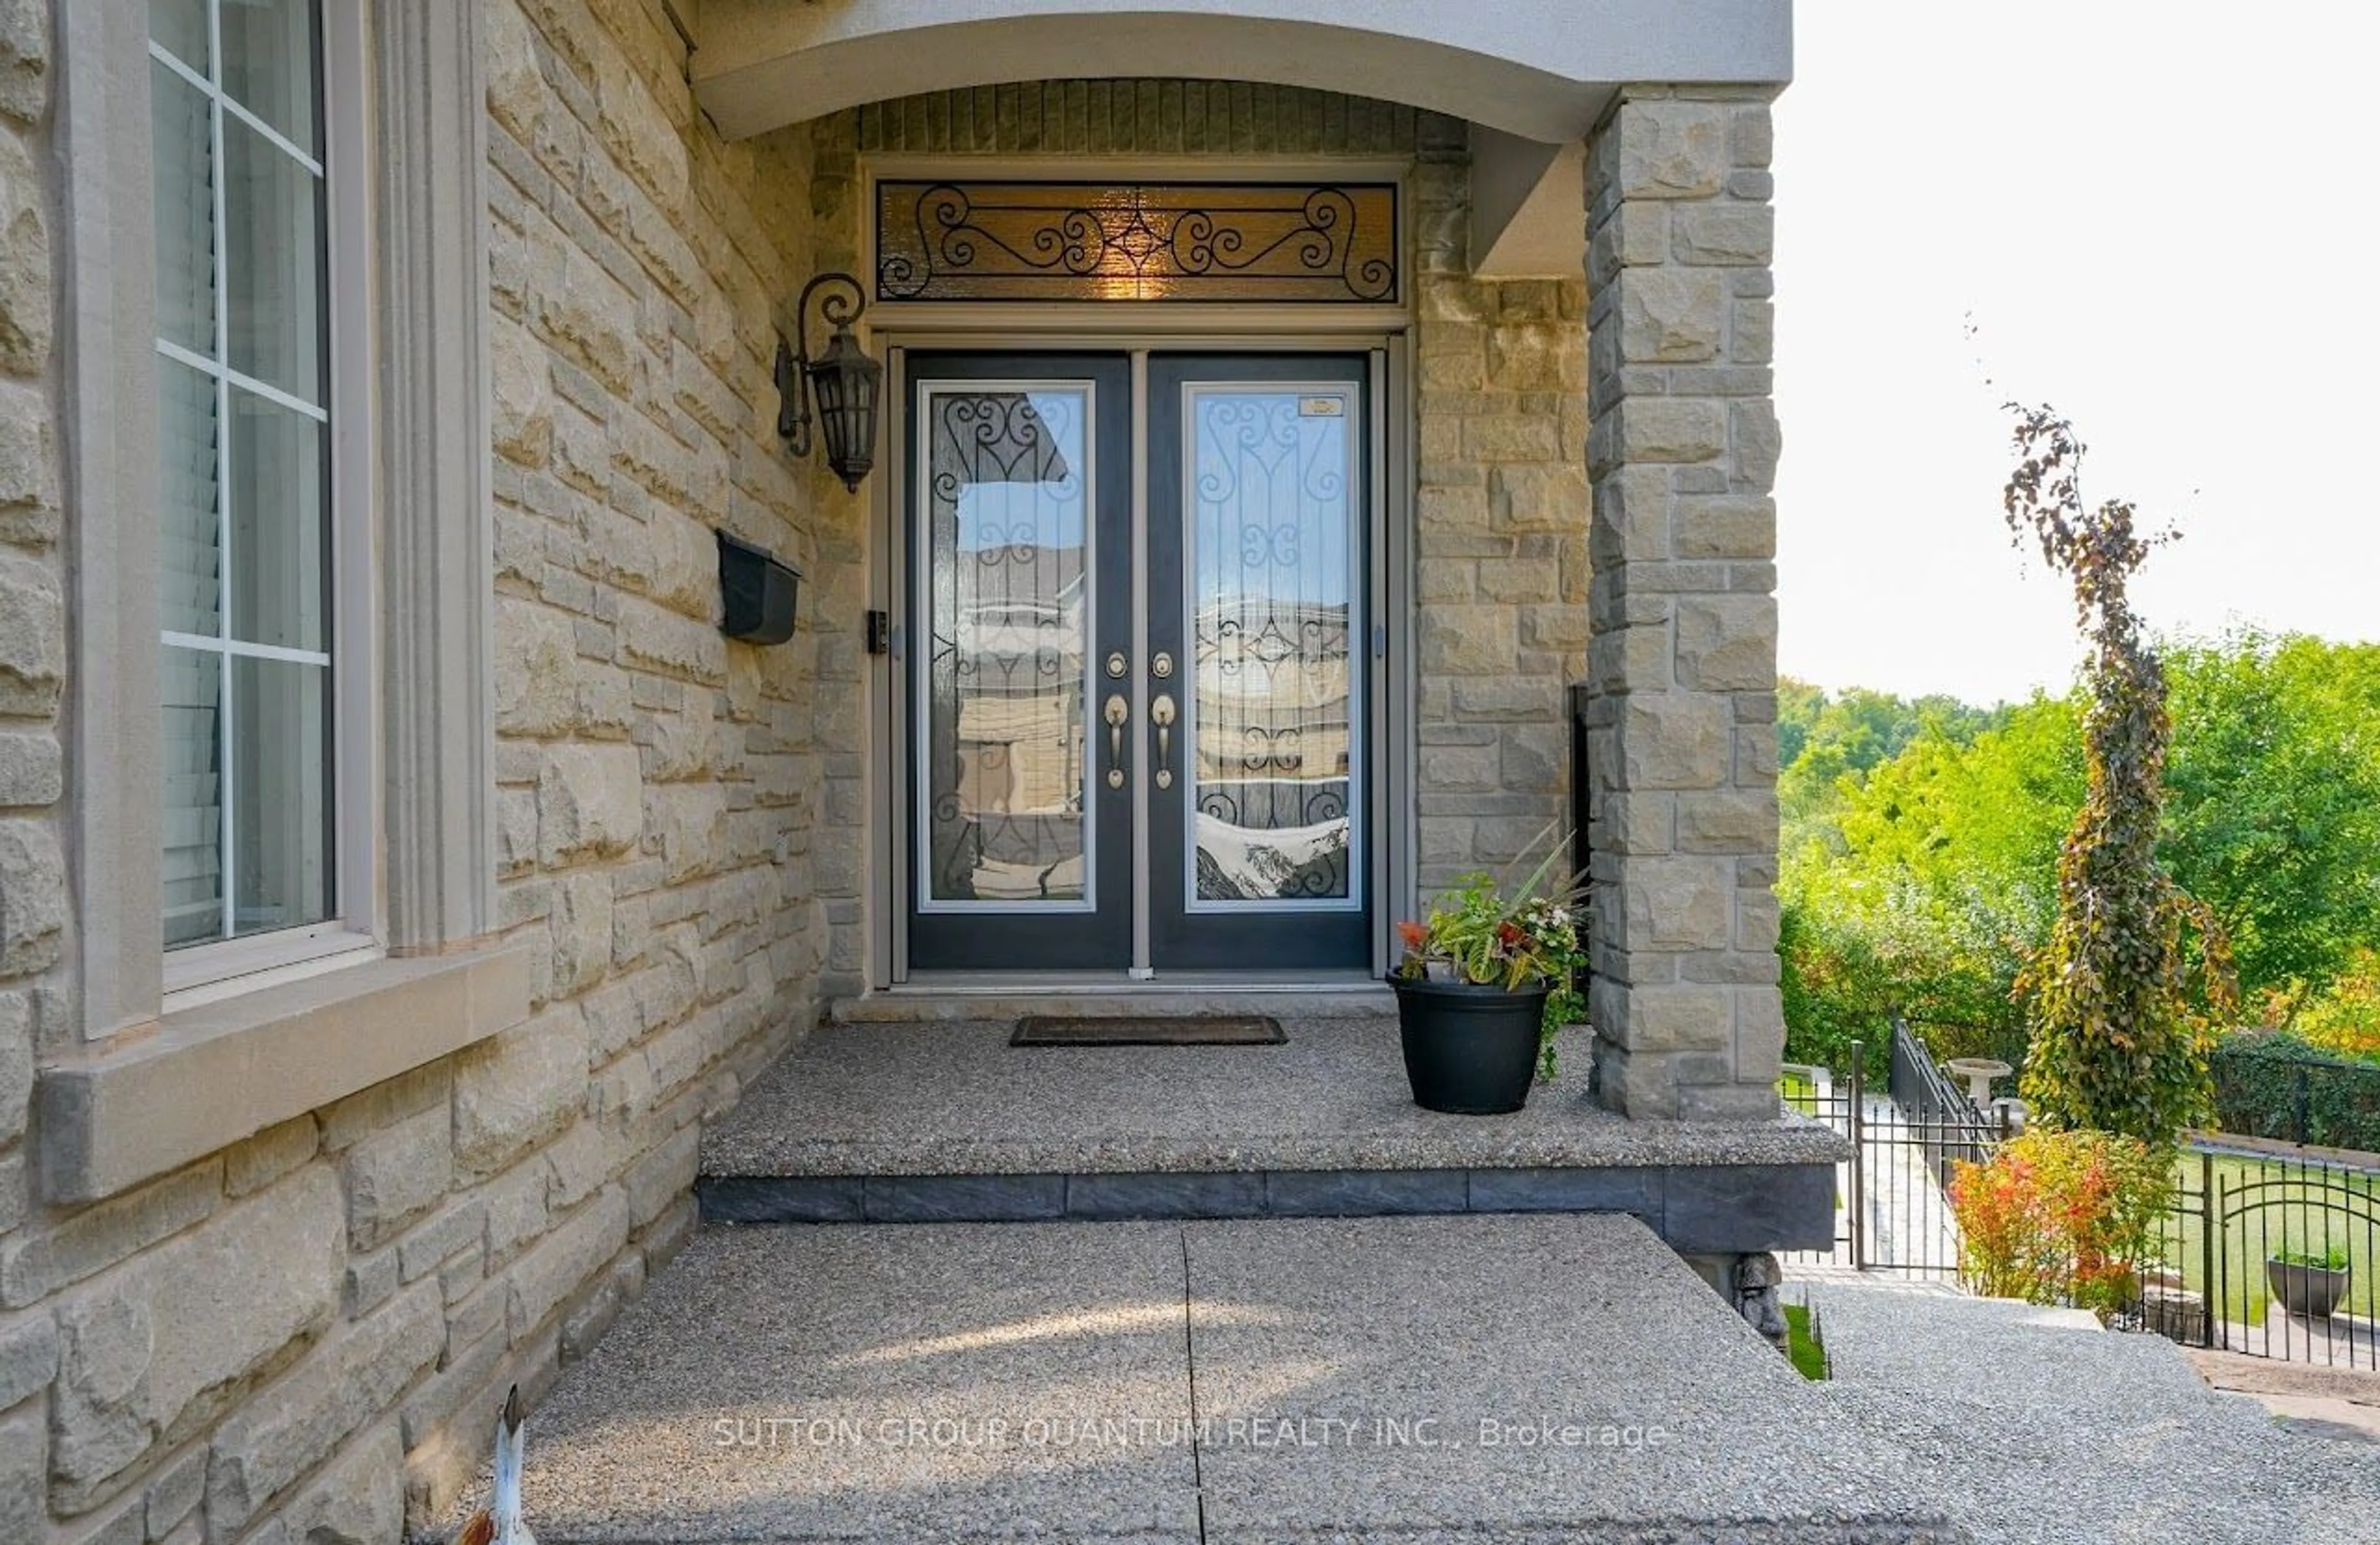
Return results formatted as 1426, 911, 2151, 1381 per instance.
1151, 651, 1175, 680
1150, 693, 1176, 790
1105, 651, 1127, 680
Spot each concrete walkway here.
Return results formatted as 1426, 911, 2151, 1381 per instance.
1801, 1281, 2380, 1544
2185, 1347, 2380, 1446
451, 1215, 1954, 1543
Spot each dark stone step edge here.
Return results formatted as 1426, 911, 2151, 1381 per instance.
695, 1161, 1833, 1254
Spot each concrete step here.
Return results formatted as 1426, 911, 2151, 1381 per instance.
1814, 1285, 2223, 1412
1799, 1280, 2380, 1543
438, 1215, 1960, 1544
697, 1018, 1845, 1255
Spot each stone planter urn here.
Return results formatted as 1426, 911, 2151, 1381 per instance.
1391, 977, 1548, 1115
2266, 1256, 2350, 1319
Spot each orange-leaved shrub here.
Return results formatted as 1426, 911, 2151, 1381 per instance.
1948, 1129, 2174, 1318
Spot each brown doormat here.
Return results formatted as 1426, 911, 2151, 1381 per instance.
1011, 1015, 1285, 1047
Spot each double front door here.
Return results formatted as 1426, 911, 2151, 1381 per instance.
904, 351, 1373, 974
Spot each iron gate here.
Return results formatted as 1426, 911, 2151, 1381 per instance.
1785, 1021, 2006, 1275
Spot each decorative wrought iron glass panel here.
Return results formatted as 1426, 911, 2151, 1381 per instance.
919, 385, 1096, 907
1184, 385, 1359, 907
877, 181, 1398, 304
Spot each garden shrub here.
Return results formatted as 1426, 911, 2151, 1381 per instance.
1948, 1128, 2175, 1318
2208, 1030, 2380, 1154
1778, 888, 2027, 1081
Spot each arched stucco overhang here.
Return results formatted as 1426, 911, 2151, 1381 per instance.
689, 0, 1791, 144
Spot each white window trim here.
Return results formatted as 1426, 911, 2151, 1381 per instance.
154, 0, 383, 998
58, 0, 499, 1054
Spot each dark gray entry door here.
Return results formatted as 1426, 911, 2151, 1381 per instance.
904, 351, 1370, 974
1147, 354, 1370, 971
905, 354, 1131, 971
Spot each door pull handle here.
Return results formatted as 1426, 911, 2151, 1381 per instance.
1150, 693, 1176, 790
1103, 694, 1130, 790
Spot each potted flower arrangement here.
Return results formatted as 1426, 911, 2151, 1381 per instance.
2266, 1244, 2351, 1320
1391, 835, 1586, 1114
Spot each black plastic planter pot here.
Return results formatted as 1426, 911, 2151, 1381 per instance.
2266, 1258, 2350, 1319
1392, 977, 1549, 1115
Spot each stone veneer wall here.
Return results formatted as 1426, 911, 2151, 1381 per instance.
837, 79, 1590, 900
2, 2, 69, 1541
1580, 87, 1784, 1120
0, 2, 860, 1540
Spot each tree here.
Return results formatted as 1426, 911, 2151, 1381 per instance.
2001, 406, 2236, 1143
1779, 692, 2078, 1075
1778, 678, 2004, 836
2161, 631, 2380, 997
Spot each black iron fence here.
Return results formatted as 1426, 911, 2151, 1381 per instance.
1887, 1018, 2004, 1191
2132, 1142, 2380, 1370
1784, 1019, 2009, 1275
1784, 1022, 2380, 1369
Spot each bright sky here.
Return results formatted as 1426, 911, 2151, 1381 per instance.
1772, 1, 2380, 705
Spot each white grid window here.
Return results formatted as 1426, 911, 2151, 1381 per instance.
149, 0, 337, 951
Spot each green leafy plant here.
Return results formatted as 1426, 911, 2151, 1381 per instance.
2000, 405, 2238, 1144
1777, 632, 2380, 1080
1395, 826, 1586, 1079
1948, 1127, 2175, 1318
2270, 1244, 2350, 1271
1782, 1303, 1828, 1381
2208, 1029, 2380, 1150
2293, 947, 2380, 1063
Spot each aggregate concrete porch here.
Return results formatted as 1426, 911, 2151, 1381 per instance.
699, 1013, 1846, 1255
452, 1215, 1955, 1544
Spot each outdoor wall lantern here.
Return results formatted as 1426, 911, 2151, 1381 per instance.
775, 271, 881, 493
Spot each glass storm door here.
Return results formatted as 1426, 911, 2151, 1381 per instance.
904, 352, 1370, 974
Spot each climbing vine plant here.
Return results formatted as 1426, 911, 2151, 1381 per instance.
2001, 405, 2237, 1144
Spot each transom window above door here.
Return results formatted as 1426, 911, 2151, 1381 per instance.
875, 179, 1401, 304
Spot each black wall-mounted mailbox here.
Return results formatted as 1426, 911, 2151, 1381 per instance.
716, 530, 800, 646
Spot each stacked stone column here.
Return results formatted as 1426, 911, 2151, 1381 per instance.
1580, 87, 1783, 1120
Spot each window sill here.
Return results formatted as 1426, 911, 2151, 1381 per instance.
162, 927, 384, 1008
37, 943, 532, 1204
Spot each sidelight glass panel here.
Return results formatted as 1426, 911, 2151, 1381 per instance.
161, 644, 224, 947
158, 354, 223, 638
919, 385, 1094, 907
155, 0, 336, 953
228, 385, 328, 651
150, 0, 210, 75
1184, 386, 1359, 906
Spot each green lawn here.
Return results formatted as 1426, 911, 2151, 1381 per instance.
1779, 1070, 1818, 1116
1783, 1303, 1827, 1380
2152, 1148, 2380, 1327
